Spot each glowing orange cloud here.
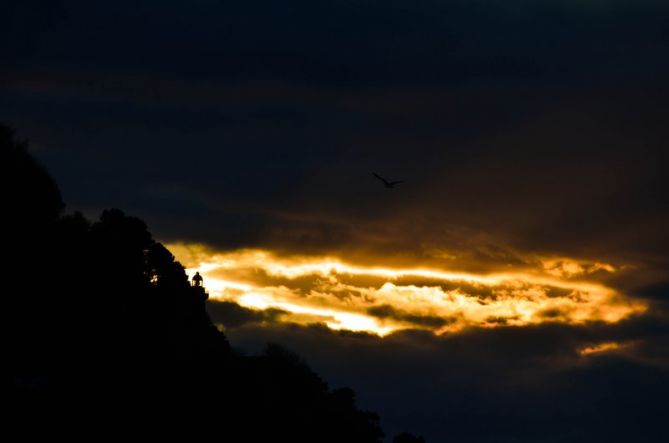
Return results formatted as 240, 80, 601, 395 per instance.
579, 341, 634, 356
167, 243, 647, 336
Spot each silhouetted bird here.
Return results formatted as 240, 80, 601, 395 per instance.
373, 172, 405, 189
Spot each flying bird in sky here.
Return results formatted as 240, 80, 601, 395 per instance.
373, 172, 405, 189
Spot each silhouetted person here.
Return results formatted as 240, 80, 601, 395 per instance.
192, 271, 203, 287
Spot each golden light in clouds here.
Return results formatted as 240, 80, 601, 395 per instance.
167, 243, 647, 336
579, 341, 631, 356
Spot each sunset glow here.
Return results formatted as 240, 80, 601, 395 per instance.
168, 243, 647, 336
579, 341, 630, 356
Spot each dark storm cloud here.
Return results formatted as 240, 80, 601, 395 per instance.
636, 281, 669, 303
2, 0, 667, 272
222, 311, 669, 442
366, 304, 454, 328
6, 0, 669, 83
206, 299, 286, 328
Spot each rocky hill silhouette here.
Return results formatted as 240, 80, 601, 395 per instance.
4, 123, 387, 441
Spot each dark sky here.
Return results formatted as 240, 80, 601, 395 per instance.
2, 1, 669, 441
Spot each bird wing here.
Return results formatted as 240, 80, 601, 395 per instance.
389, 180, 405, 186
373, 172, 390, 185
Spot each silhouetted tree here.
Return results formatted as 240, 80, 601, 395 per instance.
394, 432, 427, 443
0, 123, 63, 226
6, 122, 388, 442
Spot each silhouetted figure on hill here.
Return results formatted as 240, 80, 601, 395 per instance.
192, 272, 203, 287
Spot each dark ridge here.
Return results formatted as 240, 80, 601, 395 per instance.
4, 123, 397, 441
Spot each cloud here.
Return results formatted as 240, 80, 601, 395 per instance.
578, 340, 634, 356
175, 244, 647, 337
185, 238, 669, 441
206, 299, 286, 328
366, 304, 455, 328
222, 317, 669, 442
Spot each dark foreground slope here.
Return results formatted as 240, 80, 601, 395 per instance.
4, 124, 383, 442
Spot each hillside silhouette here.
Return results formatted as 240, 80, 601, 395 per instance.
4, 123, 395, 441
